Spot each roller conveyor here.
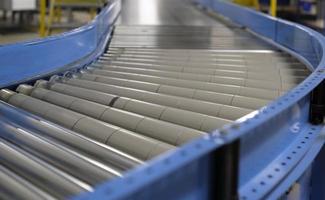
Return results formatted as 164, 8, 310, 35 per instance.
0, 0, 313, 198
0, 165, 55, 200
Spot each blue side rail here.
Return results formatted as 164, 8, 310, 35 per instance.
0, 0, 324, 199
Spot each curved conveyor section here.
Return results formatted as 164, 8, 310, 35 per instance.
0, 0, 311, 198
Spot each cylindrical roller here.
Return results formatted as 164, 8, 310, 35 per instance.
81, 73, 161, 92
84, 68, 280, 100
25, 86, 206, 145
55, 78, 253, 119
105, 49, 289, 59
95, 61, 306, 84
0, 120, 120, 185
39, 80, 233, 130
94, 61, 306, 84
0, 139, 90, 198
0, 165, 55, 200
107, 53, 302, 67
104, 53, 241, 60
103, 52, 304, 68
105, 48, 292, 57
100, 55, 305, 73
0, 101, 142, 171
75, 74, 270, 110
96, 63, 286, 89
0, 90, 174, 160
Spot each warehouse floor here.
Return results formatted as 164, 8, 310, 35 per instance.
0, 32, 39, 45
0, 10, 92, 45
0, 0, 221, 45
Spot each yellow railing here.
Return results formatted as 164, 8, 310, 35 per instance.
270, 0, 277, 17
39, 0, 104, 37
233, 0, 260, 10
39, 0, 47, 37
233, 0, 277, 16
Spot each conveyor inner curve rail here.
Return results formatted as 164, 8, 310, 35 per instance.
0, 0, 310, 198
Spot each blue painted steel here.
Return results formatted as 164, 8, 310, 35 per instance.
265, 126, 325, 199
310, 144, 325, 200
276, 19, 322, 68
0, 0, 121, 89
211, 1, 277, 40
0, 0, 324, 199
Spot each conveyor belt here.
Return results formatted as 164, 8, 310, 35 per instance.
0, 0, 311, 198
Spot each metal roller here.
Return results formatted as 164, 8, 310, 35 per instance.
0, 165, 55, 200
84, 68, 281, 100
91, 64, 290, 90
20, 85, 207, 144
103, 56, 301, 67
98, 51, 308, 76
35, 80, 234, 129
32, 82, 231, 130
0, 120, 120, 184
100, 55, 307, 74
52, 77, 253, 119
97, 57, 309, 79
0, 101, 143, 171
0, 139, 90, 198
109, 36, 274, 49
92, 62, 303, 90
105, 50, 302, 62
0, 90, 175, 160
73, 74, 270, 110
106, 48, 285, 56
104, 51, 304, 66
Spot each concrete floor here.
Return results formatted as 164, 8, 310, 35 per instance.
0, 10, 92, 45
0, 32, 39, 45
0, 10, 39, 45
0, 0, 223, 46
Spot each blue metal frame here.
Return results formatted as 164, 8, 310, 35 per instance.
0, 0, 324, 199
310, 145, 325, 200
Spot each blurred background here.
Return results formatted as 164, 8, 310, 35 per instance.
234, 0, 325, 31
0, 0, 106, 44
0, 0, 324, 45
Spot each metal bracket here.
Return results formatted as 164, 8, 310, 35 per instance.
309, 79, 325, 125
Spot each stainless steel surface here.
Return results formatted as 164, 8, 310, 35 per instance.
0, 165, 55, 200
0, 0, 311, 197
28, 87, 206, 144
0, 101, 143, 171
56, 76, 253, 118
0, 139, 90, 198
38, 81, 233, 129
75, 72, 271, 110
1, 90, 174, 160
0, 120, 120, 184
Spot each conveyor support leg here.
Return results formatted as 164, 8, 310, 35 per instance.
309, 80, 325, 125
209, 140, 239, 200
39, 0, 47, 37
270, 0, 277, 17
